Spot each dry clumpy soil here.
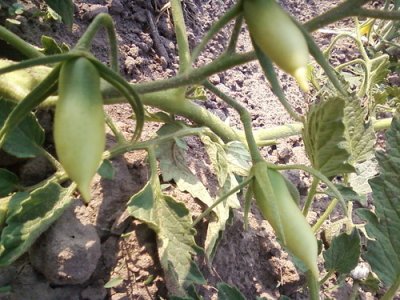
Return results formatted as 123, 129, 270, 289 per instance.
0, 0, 381, 299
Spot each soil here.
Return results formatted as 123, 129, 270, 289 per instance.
0, 0, 385, 299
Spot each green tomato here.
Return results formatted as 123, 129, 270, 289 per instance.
243, 0, 310, 91
252, 161, 318, 277
54, 57, 105, 201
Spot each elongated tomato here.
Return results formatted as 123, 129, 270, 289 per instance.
252, 162, 318, 277
243, 0, 310, 91
54, 57, 105, 201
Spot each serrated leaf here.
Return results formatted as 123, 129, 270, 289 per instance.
357, 116, 400, 286
104, 276, 124, 288
204, 173, 240, 262
325, 184, 366, 203
40, 35, 69, 55
0, 169, 19, 197
156, 124, 213, 206
0, 99, 44, 158
127, 178, 205, 296
323, 230, 361, 274
349, 158, 379, 198
201, 135, 228, 187
217, 283, 246, 300
0, 182, 73, 265
98, 159, 115, 180
44, 0, 73, 29
343, 97, 375, 163
303, 97, 355, 177
224, 141, 251, 176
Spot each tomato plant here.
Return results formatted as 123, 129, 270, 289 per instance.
0, 0, 400, 298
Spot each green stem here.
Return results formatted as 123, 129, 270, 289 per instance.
147, 146, 158, 184
319, 270, 335, 285
0, 25, 44, 59
271, 163, 346, 214
297, 24, 347, 96
105, 114, 127, 144
74, 13, 119, 71
253, 42, 303, 121
304, 0, 370, 32
192, 176, 253, 227
103, 51, 256, 95
204, 81, 263, 163
312, 198, 339, 233
354, 8, 400, 20
227, 15, 244, 53
38, 148, 63, 171
170, 0, 191, 73
349, 281, 360, 300
303, 178, 319, 216
106, 89, 244, 143
105, 127, 207, 159
0, 53, 77, 76
381, 275, 400, 300
89, 58, 145, 140
191, 2, 242, 62
307, 271, 320, 300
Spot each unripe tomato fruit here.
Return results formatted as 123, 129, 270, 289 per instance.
252, 162, 318, 277
243, 0, 310, 91
54, 57, 105, 201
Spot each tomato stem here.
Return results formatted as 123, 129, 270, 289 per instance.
0, 25, 44, 59
381, 275, 400, 300
74, 13, 119, 72
312, 198, 339, 233
226, 15, 244, 54
253, 43, 303, 122
170, 0, 191, 73
307, 270, 320, 300
191, 2, 242, 63
203, 80, 263, 163
192, 176, 253, 227
303, 178, 319, 217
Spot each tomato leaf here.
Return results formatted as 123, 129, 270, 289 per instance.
343, 97, 375, 164
325, 184, 366, 204
0, 99, 44, 158
44, 0, 74, 29
224, 141, 252, 176
349, 158, 379, 198
217, 283, 246, 300
0, 182, 73, 266
98, 159, 115, 180
104, 276, 124, 288
127, 177, 205, 296
204, 173, 240, 262
358, 116, 400, 287
201, 135, 228, 187
323, 230, 361, 274
0, 169, 19, 197
40, 35, 70, 55
303, 96, 355, 177
156, 124, 213, 207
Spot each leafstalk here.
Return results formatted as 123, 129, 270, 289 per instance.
170, 0, 191, 73
74, 13, 119, 71
307, 271, 320, 300
0, 25, 44, 59
204, 81, 263, 163
381, 275, 400, 300
191, 2, 242, 62
303, 178, 319, 217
